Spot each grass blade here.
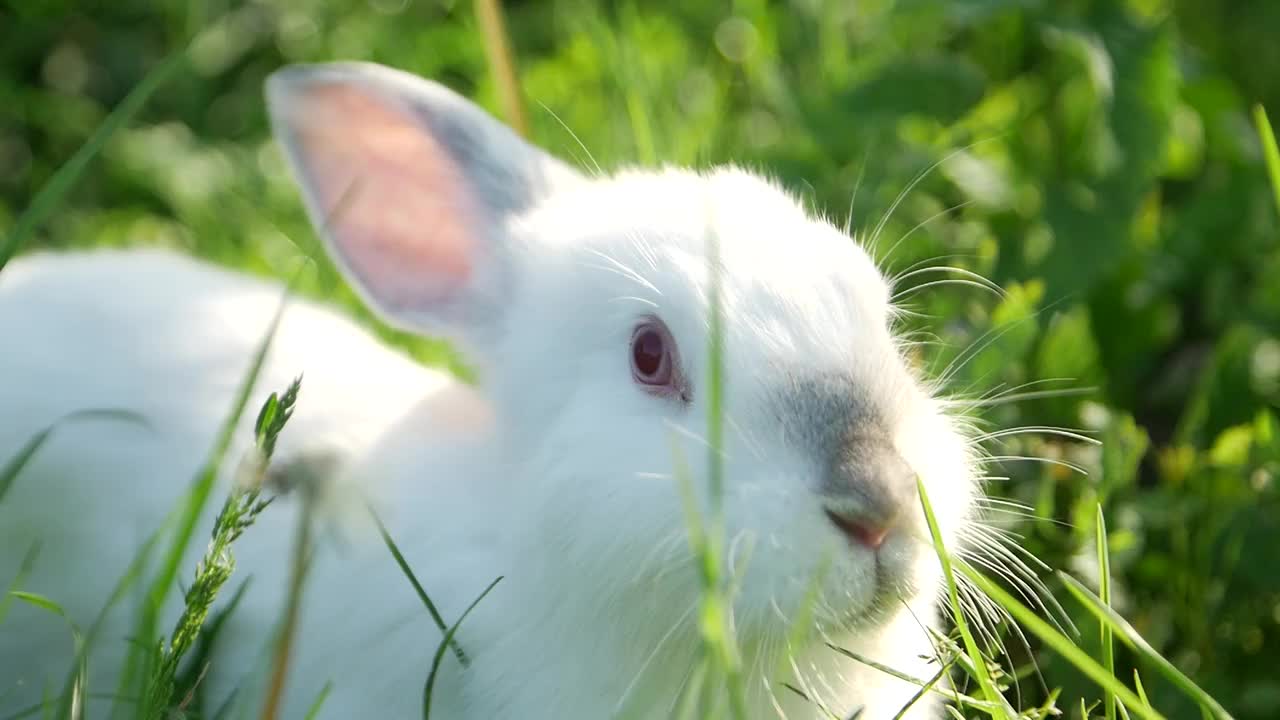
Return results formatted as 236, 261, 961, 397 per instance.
0, 542, 41, 626
9, 591, 66, 616
890, 661, 952, 720
9, 593, 86, 720
1134, 670, 1150, 707
0, 429, 54, 503
143, 300, 285, 608
258, 492, 314, 720
702, 202, 747, 720
97, 529, 165, 720
780, 683, 842, 720
3, 417, 153, 718
142, 376, 300, 719
825, 645, 1001, 712
475, 0, 528, 137
955, 564, 1164, 720
421, 576, 503, 720
672, 657, 710, 720
126, 280, 295, 712
1253, 105, 1280, 218
1097, 504, 1116, 720
915, 477, 1007, 716
0, 409, 150, 503
0, 54, 184, 271
1057, 572, 1234, 719
302, 682, 332, 720
370, 508, 466, 665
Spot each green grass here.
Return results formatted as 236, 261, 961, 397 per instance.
421, 576, 503, 720
1255, 106, 1280, 219
8, 592, 86, 720
918, 474, 1008, 717
1096, 505, 1116, 720
0, 410, 150, 503
120, 282, 295, 717
3, 0, 1280, 718
131, 360, 303, 720
1056, 575, 1232, 720
956, 563, 1163, 720
370, 509, 469, 666
0, 293, 306, 719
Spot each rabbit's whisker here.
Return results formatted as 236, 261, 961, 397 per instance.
535, 99, 603, 177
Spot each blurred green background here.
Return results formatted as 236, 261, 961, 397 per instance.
2, 0, 1278, 717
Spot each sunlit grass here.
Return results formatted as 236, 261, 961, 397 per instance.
1096, 505, 1116, 720
3, 2, 1273, 719
1254, 105, 1280, 218
917, 475, 1008, 717
141, 379, 297, 720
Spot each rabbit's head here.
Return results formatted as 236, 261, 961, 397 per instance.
267, 62, 977, 641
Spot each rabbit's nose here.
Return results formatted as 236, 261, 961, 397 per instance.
824, 508, 891, 549
823, 440, 917, 549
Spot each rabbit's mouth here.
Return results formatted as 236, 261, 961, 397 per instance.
818, 507, 923, 628
824, 564, 919, 633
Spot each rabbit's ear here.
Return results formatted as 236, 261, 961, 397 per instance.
266, 62, 581, 349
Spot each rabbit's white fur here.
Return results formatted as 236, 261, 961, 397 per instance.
0, 63, 978, 719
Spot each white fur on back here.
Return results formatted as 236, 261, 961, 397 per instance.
0, 248, 452, 716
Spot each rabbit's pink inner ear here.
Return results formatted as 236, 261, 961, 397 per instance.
288, 83, 478, 313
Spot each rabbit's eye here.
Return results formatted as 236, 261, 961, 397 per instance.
632, 325, 670, 382
631, 317, 686, 400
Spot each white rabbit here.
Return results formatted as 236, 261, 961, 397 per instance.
0, 62, 981, 719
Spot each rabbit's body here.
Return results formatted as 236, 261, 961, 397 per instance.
0, 62, 981, 718
0, 249, 941, 719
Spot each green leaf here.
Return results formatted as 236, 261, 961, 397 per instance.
1100, 413, 1151, 497
1209, 424, 1254, 467
1032, 18, 1178, 302
953, 279, 1043, 387
1037, 306, 1100, 388
836, 56, 987, 125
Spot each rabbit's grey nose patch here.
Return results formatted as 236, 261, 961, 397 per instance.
773, 372, 917, 541
824, 439, 917, 528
